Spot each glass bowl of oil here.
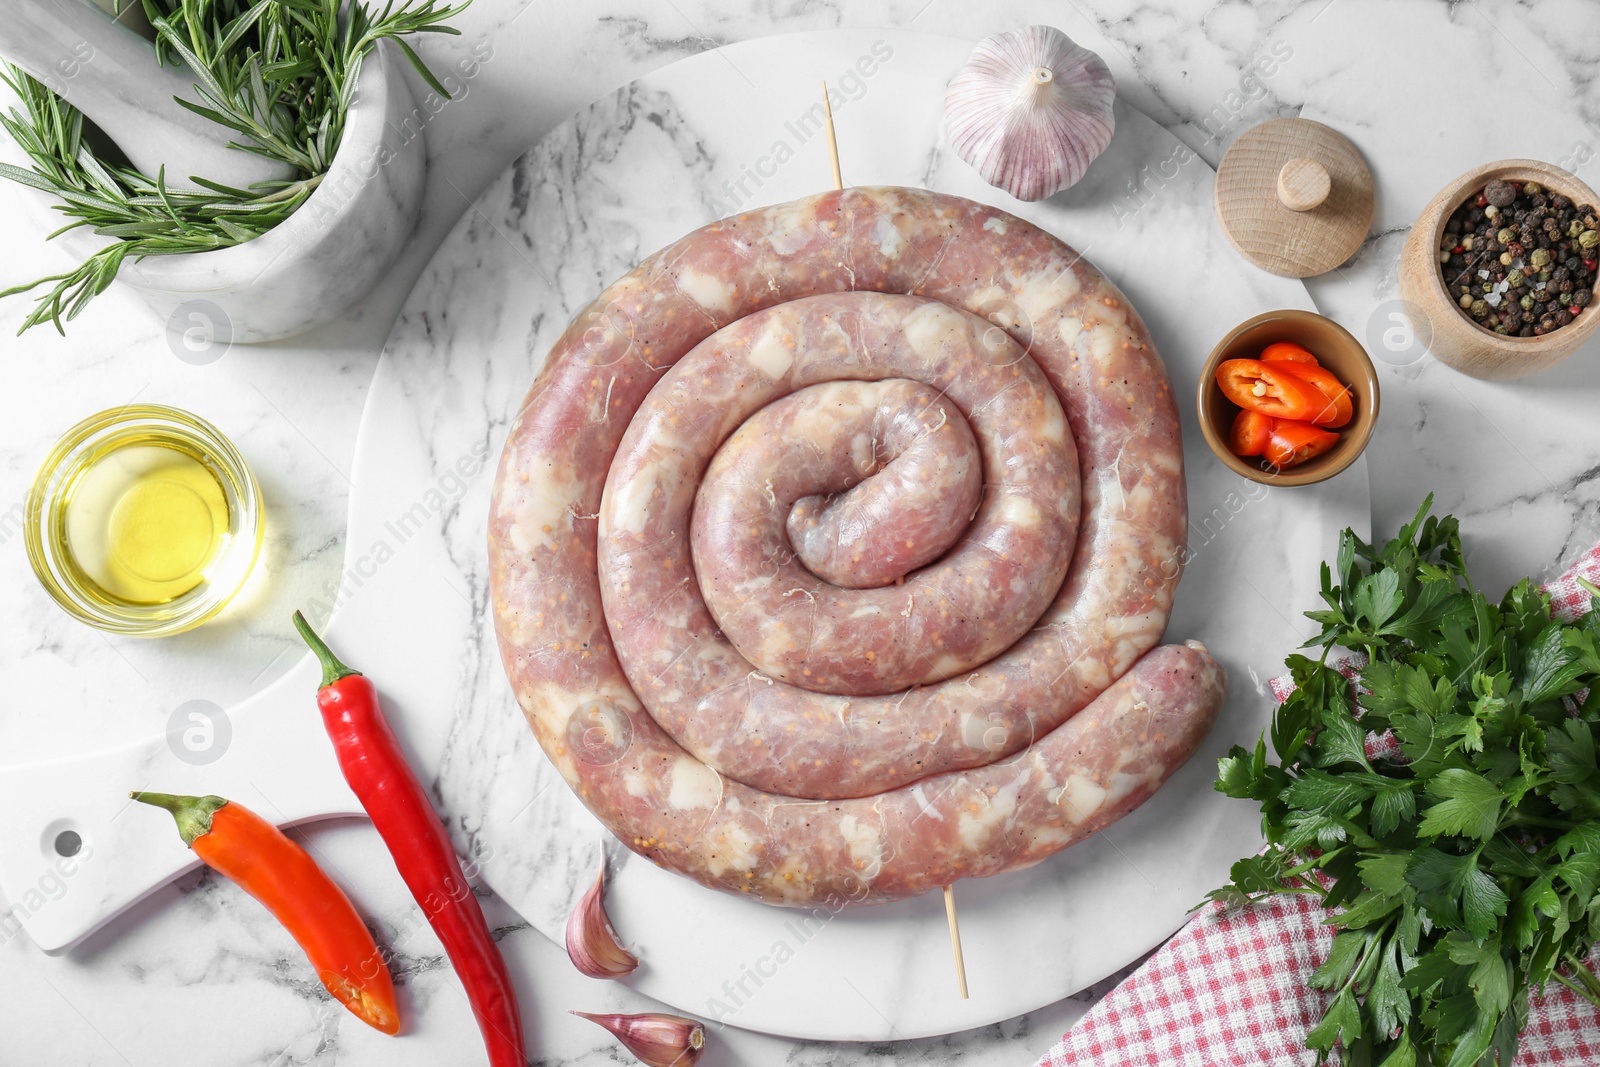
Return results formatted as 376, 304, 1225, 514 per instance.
25, 405, 264, 637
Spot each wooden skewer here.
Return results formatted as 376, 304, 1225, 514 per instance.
944, 884, 970, 999
819, 80, 968, 1001
821, 80, 843, 190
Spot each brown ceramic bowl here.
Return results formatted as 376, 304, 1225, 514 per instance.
1398, 159, 1600, 380
1198, 309, 1379, 487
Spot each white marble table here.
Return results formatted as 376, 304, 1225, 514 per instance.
2, 1, 1599, 1064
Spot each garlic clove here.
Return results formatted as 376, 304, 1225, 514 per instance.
566, 865, 640, 979
572, 1010, 706, 1066
945, 25, 1117, 202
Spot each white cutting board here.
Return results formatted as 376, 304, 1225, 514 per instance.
0, 28, 1370, 1042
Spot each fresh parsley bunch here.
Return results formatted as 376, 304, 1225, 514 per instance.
1211, 496, 1600, 1067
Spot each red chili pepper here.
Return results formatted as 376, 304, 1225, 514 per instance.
131, 792, 400, 1034
293, 613, 527, 1067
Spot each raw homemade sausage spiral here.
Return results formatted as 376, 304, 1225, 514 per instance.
489, 187, 1226, 907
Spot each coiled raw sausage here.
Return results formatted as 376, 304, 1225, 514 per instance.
488, 186, 1225, 906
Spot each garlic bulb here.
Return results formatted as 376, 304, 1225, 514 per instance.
945, 25, 1117, 201
566, 866, 639, 979
572, 1011, 706, 1066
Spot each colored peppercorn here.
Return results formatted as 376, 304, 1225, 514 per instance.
1439, 178, 1598, 337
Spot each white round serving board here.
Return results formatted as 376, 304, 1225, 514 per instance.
344, 28, 1371, 1041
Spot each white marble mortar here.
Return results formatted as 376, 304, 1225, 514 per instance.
58, 41, 427, 343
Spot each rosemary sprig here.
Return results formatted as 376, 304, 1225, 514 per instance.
0, 0, 469, 335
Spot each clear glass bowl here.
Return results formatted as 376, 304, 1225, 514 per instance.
25, 405, 264, 636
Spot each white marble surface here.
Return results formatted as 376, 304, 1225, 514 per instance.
2, 1, 1599, 1065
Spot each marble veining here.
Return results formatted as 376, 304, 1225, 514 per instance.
3, 1, 1600, 1064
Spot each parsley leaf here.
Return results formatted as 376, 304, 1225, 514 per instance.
1522, 621, 1585, 703
1355, 569, 1404, 633
1286, 768, 1373, 814
1358, 852, 1413, 897
1368, 936, 1411, 1036
1407, 847, 1509, 940
1417, 769, 1503, 841
1369, 781, 1418, 838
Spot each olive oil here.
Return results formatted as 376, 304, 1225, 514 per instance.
27, 406, 263, 635
61, 442, 231, 606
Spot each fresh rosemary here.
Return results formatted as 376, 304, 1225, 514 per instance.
0, 0, 469, 335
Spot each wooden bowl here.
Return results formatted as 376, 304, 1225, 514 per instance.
1398, 159, 1600, 380
1197, 309, 1379, 487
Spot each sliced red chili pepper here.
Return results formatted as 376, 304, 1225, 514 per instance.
1258, 341, 1318, 366
132, 792, 400, 1035
293, 614, 527, 1067
1216, 358, 1331, 421
1264, 419, 1340, 469
1261, 361, 1353, 428
1229, 409, 1274, 457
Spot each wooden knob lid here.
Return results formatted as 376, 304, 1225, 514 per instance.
1215, 118, 1374, 278
1277, 157, 1330, 211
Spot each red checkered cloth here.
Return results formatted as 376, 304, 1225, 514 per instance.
1038, 892, 1600, 1066
1545, 543, 1600, 624
1036, 543, 1600, 1067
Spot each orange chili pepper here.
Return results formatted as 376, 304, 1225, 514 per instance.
1215, 358, 1331, 422
132, 792, 399, 1035
1264, 419, 1340, 469
1261, 360, 1353, 428
1229, 409, 1275, 457
1258, 341, 1319, 365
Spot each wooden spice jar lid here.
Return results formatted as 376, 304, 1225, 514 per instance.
1215, 117, 1374, 278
